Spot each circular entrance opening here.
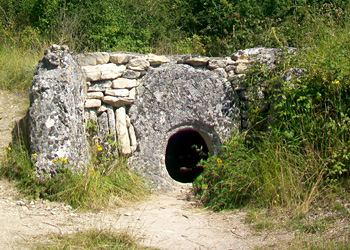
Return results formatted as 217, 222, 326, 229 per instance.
165, 128, 209, 183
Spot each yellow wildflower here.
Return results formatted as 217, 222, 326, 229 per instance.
7, 146, 11, 151
32, 153, 37, 159
332, 80, 340, 85
273, 200, 277, 204
217, 158, 222, 164
90, 168, 96, 176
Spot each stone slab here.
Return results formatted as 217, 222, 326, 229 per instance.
87, 92, 104, 99
112, 78, 138, 89
75, 52, 109, 66
105, 89, 130, 97
116, 107, 131, 155
102, 96, 134, 107
85, 99, 102, 108
82, 64, 126, 81
127, 58, 150, 71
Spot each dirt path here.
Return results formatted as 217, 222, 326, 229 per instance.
0, 180, 293, 250
0, 90, 294, 249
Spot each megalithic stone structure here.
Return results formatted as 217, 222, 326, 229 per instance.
28, 45, 298, 189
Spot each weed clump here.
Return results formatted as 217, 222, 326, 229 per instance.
32, 229, 156, 250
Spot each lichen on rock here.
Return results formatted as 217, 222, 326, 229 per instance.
29, 45, 89, 177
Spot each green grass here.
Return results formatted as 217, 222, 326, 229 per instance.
193, 133, 325, 212
0, 44, 42, 92
194, 5, 350, 210
31, 229, 157, 250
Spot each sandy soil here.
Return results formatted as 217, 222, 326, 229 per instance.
0, 90, 294, 249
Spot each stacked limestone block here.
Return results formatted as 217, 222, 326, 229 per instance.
75, 52, 171, 155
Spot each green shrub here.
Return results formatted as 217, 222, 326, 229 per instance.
2, 0, 349, 55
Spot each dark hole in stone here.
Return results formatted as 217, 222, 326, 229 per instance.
165, 128, 209, 183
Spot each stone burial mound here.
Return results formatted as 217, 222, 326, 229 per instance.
28, 44, 289, 189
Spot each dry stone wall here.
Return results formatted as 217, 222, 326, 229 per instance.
29, 45, 293, 188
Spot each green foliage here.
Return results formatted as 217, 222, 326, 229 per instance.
0, 120, 148, 209
194, 5, 350, 214
193, 133, 324, 211
2, 0, 349, 55
33, 229, 156, 250
270, 17, 350, 181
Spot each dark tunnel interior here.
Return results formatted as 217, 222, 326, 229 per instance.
165, 128, 209, 183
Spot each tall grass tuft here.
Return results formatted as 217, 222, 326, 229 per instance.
193, 133, 324, 213
0, 44, 42, 92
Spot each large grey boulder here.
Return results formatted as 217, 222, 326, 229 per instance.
29, 45, 89, 177
128, 63, 240, 189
